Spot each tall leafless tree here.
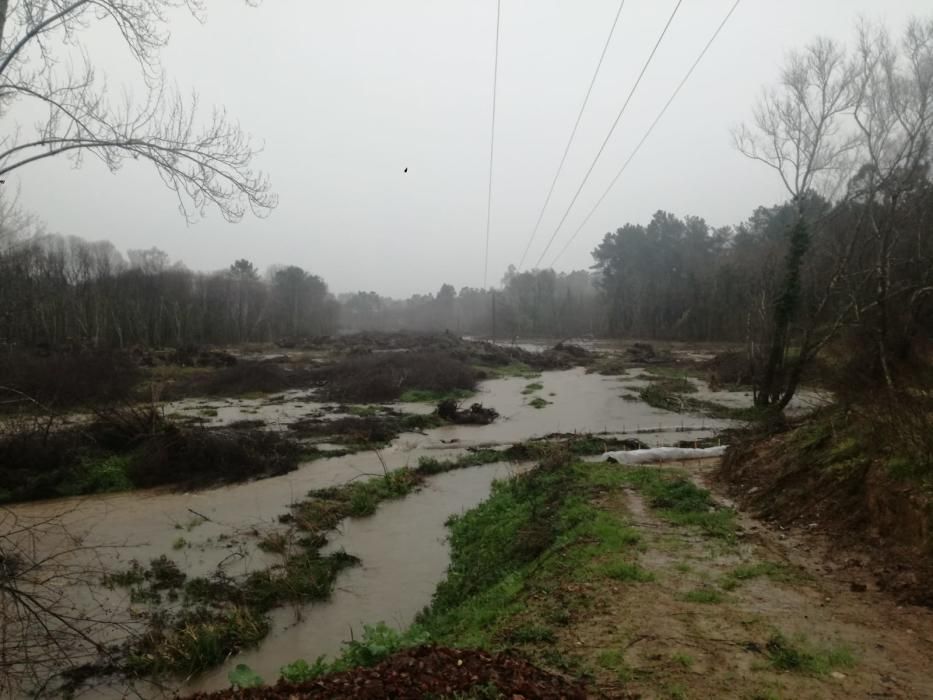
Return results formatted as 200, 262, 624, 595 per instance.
0, 0, 275, 222
734, 37, 858, 408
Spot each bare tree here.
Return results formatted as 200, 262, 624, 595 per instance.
0, 0, 275, 222
848, 18, 933, 389
734, 37, 858, 408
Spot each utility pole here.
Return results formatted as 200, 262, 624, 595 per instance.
491, 290, 497, 342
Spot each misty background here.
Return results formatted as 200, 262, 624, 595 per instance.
8, 0, 929, 297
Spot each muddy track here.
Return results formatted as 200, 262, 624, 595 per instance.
557, 458, 933, 699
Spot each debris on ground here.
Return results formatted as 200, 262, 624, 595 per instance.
623, 342, 671, 364
184, 645, 589, 699
603, 445, 727, 464
435, 400, 499, 425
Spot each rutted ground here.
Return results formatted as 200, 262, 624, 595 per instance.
566, 459, 933, 699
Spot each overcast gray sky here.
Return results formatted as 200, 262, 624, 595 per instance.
11, 0, 932, 297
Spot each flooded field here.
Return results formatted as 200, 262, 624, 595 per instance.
5, 360, 823, 698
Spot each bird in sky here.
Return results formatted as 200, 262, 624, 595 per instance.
403, 167, 408, 173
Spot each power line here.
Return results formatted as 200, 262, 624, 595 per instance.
550, 0, 742, 267
483, 0, 501, 289
532, 0, 684, 269
516, 0, 628, 271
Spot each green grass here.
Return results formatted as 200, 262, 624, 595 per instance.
765, 632, 856, 675
528, 396, 550, 409
481, 362, 541, 379
671, 652, 694, 668
399, 388, 476, 403
601, 561, 654, 582
720, 561, 797, 590
522, 382, 544, 395
596, 648, 636, 682
618, 467, 737, 540
344, 404, 380, 417
504, 624, 557, 644
416, 460, 645, 650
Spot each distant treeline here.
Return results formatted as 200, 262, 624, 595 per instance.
1, 190, 930, 351
0, 239, 337, 348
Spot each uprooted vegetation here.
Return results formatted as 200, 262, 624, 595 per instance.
312, 351, 480, 403
0, 350, 141, 411
0, 406, 302, 503
191, 642, 587, 699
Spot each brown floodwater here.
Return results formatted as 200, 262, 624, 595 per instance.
5, 366, 824, 697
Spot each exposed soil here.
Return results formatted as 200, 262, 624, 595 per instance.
546, 458, 933, 699
185, 645, 588, 699
716, 427, 933, 606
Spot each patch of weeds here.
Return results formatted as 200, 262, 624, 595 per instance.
540, 648, 584, 675
887, 456, 929, 482
199, 408, 219, 417
503, 624, 556, 644
586, 356, 630, 376
416, 449, 505, 475
343, 404, 380, 417
482, 362, 540, 379
522, 382, 544, 395
601, 561, 654, 583
257, 531, 289, 554
621, 393, 640, 402
279, 657, 329, 683
295, 469, 423, 531
596, 648, 634, 682
172, 537, 187, 551
529, 397, 550, 409
671, 652, 694, 668
60, 454, 134, 497
337, 622, 430, 670
721, 561, 796, 590
229, 663, 265, 689
643, 373, 697, 394
621, 468, 737, 540
127, 606, 269, 677
766, 632, 856, 675
681, 588, 725, 604
400, 388, 475, 403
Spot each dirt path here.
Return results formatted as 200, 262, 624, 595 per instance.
560, 459, 933, 699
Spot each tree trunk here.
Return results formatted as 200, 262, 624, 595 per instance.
755, 211, 810, 408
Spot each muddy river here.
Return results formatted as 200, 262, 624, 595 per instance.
6, 367, 821, 697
